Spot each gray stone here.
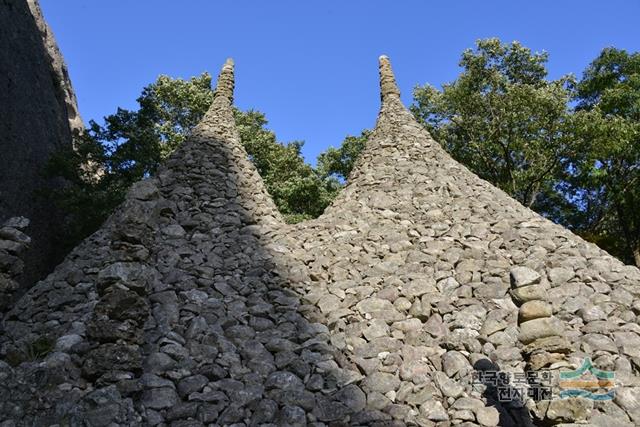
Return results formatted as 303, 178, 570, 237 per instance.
425, 314, 447, 337
363, 372, 401, 393
333, 384, 367, 412
510, 266, 541, 287
519, 300, 552, 321
579, 304, 607, 322
129, 180, 159, 201
313, 396, 350, 422
452, 397, 484, 411
276, 405, 306, 425
420, 399, 449, 421
392, 318, 423, 332
250, 399, 278, 424
317, 294, 341, 313
511, 284, 547, 303
548, 267, 574, 285
265, 371, 304, 391
519, 317, 564, 343
218, 403, 245, 424
442, 351, 469, 377
546, 398, 593, 423
55, 334, 83, 352
476, 406, 500, 426
614, 387, 640, 422
3, 217, 30, 229
356, 297, 395, 314
177, 375, 209, 396
144, 352, 175, 373
364, 319, 390, 341
582, 334, 617, 353
142, 387, 179, 409
434, 371, 464, 398
141, 373, 175, 389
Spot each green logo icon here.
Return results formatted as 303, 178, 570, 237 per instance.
559, 358, 615, 400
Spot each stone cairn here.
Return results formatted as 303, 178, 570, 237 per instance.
510, 266, 590, 425
0, 217, 31, 312
1, 57, 640, 427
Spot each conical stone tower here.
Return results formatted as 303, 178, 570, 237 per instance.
1, 57, 640, 426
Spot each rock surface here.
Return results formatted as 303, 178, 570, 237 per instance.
1, 55, 639, 427
0, 0, 80, 294
0, 217, 31, 312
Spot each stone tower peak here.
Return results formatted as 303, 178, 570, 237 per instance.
372, 54, 427, 137
213, 57, 235, 105
378, 54, 401, 101
189, 57, 283, 224
195, 58, 237, 142
324, 55, 441, 216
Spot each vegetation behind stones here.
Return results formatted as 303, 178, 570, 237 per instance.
45, 39, 640, 266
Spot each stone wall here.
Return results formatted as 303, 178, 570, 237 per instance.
1, 56, 639, 426
0, 217, 31, 313
0, 0, 80, 294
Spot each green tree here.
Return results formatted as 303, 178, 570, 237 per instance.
235, 110, 340, 222
46, 73, 339, 246
568, 48, 640, 266
44, 132, 119, 250
411, 38, 576, 211
317, 130, 371, 181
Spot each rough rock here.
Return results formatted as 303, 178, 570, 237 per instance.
0, 0, 81, 294
519, 317, 564, 344
546, 398, 593, 423
519, 300, 553, 322
476, 406, 500, 426
510, 267, 541, 287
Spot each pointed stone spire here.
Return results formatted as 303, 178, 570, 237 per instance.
213, 58, 235, 106
373, 54, 424, 134
190, 58, 283, 224
196, 58, 237, 141
322, 54, 439, 216
379, 55, 401, 102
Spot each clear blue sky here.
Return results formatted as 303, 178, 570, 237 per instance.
41, 0, 639, 164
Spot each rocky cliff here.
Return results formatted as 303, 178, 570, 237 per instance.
1, 57, 639, 426
0, 0, 81, 293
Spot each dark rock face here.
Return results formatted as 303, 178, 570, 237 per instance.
0, 0, 79, 293
1, 57, 639, 426
0, 217, 31, 312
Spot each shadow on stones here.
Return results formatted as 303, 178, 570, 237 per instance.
0, 122, 359, 425
473, 359, 536, 427
82, 133, 359, 425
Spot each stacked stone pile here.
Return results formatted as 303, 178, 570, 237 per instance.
0, 217, 31, 312
510, 266, 570, 371
1, 56, 639, 426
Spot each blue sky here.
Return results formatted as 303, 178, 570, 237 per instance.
41, 0, 639, 164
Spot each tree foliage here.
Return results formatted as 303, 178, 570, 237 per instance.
317, 130, 371, 181
411, 38, 576, 210
235, 110, 340, 221
409, 40, 640, 266
46, 43, 640, 267
46, 73, 340, 248
567, 48, 640, 265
